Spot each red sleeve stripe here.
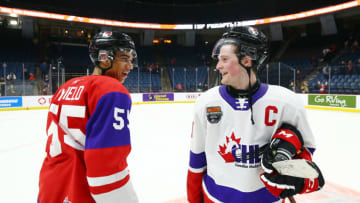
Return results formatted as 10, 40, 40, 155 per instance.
87, 168, 129, 187
90, 174, 130, 195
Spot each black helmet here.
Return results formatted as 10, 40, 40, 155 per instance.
212, 26, 269, 125
212, 26, 268, 70
89, 31, 138, 68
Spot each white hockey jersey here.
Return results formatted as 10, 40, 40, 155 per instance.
187, 83, 316, 203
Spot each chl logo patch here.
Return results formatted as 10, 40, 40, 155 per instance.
218, 132, 241, 162
206, 106, 222, 124
218, 132, 261, 167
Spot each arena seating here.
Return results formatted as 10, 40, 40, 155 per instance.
168, 66, 209, 91
1, 28, 360, 95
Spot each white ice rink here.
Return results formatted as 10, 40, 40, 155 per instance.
0, 103, 360, 203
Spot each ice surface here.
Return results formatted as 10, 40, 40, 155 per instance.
0, 104, 359, 202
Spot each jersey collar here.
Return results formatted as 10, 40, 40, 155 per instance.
219, 83, 268, 111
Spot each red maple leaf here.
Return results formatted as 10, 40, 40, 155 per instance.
230, 132, 241, 144
217, 132, 241, 163
218, 144, 227, 154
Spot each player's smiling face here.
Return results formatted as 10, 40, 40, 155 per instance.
216, 44, 245, 87
106, 50, 134, 83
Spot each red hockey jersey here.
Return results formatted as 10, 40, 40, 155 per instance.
38, 75, 138, 203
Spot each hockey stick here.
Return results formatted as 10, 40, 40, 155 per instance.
272, 159, 321, 203
288, 196, 296, 203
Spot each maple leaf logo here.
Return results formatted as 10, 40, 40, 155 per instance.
218, 132, 241, 163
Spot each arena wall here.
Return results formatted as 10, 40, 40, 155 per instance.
0, 93, 359, 113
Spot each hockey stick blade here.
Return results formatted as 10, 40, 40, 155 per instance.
272, 159, 319, 179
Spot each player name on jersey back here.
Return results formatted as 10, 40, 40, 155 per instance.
56, 85, 85, 101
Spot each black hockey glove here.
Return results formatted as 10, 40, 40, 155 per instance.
260, 123, 324, 198
261, 123, 304, 174
260, 160, 324, 198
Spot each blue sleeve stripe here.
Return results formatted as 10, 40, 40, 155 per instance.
204, 174, 279, 202
189, 151, 207, 169
86, 92, 131, 149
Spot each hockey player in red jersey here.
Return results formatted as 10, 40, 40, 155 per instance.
187, 26, 324, 203
38, 31, 139, 202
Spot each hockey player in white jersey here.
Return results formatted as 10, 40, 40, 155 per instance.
186, 26, 324, 203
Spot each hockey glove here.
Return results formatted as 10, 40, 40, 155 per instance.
260, 159, 324, 198
261, 123, 304, 174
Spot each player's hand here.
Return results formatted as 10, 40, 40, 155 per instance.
261, 123, 304, 173
260, 160, 324, 198
260, 145, 277, 173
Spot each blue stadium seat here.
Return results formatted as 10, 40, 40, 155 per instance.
331, 78, 338, 83
336, 82, 344, 94
308, 81, 317, 90
350, 74, 358, 79
354, 89, 360, 94
343, 82, 352, 94
330, 88, 338, 94
350, 82, 358, 94
312, 89, 320, 93
168, 66, 209, 91
329, 82, 336, 90
338, 78, 345, 83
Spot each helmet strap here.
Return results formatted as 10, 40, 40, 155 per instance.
239, 61, 255, 125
